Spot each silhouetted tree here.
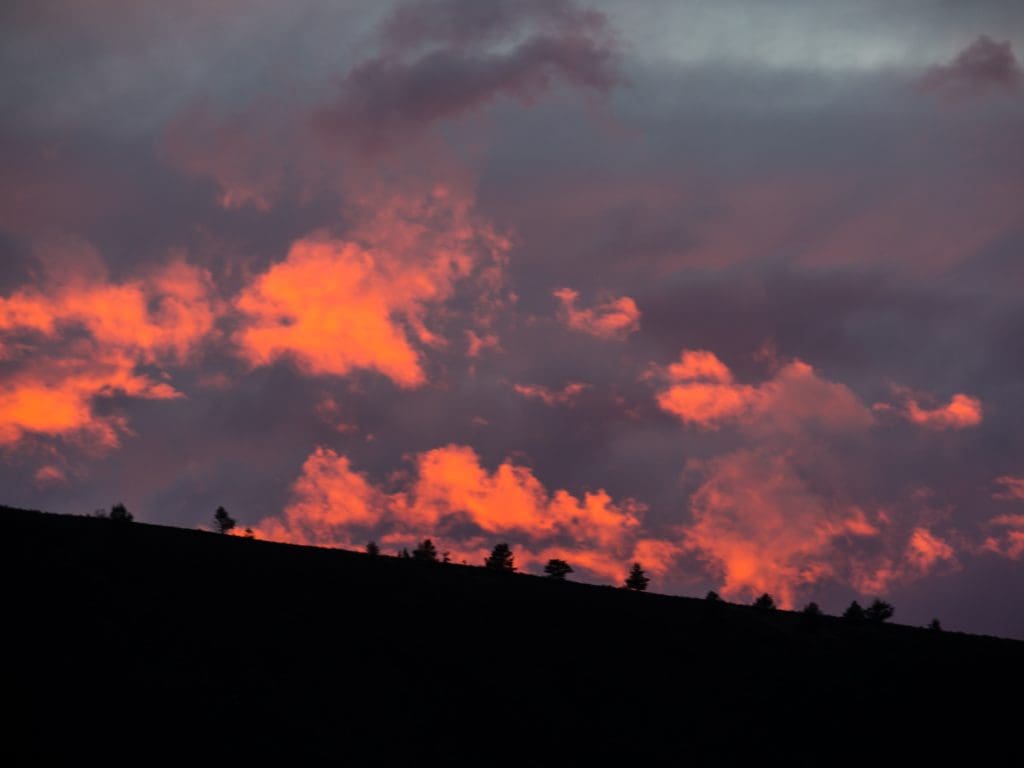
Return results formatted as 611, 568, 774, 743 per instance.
413, 538, 438, 562
843, 601, 865, 623
485, 543, 516, 572
800, 601, 822, 632
366, 541, 380, 557
705, 590, 722, 602
399, 548, 411, 559
109, 503, 133, 523
442, 551, 451, 564
213, 506, 235, 534
624, 562, 649, 591
543, 559, 573, 580
865, 599, 894, 623
243, 527, 254, 538
753, 593, 776, 610
929, 618, 943, 632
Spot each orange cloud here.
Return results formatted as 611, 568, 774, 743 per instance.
253, 444, 650, 583
993, 475, 1024, 501
0, 250, 216, 447
235, 188, 509, 387
513, 382, 588, 406
903, 393, 983, 430
683, 450, 880, 608
654, 350, 873, 433
553, 288, 640, 340
982, 514, 1024, 560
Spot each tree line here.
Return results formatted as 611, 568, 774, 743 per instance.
88, 503, 943, 630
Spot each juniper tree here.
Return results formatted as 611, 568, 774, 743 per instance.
109, 503, 133, 523
864, 599, 894, 623
213, 506, 236, 534
624, 562, 649, 591
412, 538, 438, 562
753, 593, 776, 610
484, 543, 516, 572
843, 601, 865, 623
543, 559, 573, 580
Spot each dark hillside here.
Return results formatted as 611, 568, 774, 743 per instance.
4, 506, 1021, 764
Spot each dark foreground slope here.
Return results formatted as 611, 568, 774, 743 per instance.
4, 506, 1022, 765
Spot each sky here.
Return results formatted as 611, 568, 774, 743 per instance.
2, 0, 1023, 637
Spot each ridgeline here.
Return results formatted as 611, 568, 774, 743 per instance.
4, 505, 1020, 764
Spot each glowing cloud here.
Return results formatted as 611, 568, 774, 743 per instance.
254, 444, 648, 583
993, 476, 1024, 501
654, 350, 873, 433
684, 450, 880, 608
513, 382, 588, 406
0, 251, 216, 447
886, 392, 984, 430
235, 188, 509, 387
554, 288, 641, 340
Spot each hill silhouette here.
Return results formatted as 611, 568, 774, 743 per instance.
3, 505, 1020, 764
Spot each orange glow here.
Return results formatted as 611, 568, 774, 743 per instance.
905, 393, 983, 429
0, 256, 215, 447
513, 382, 588, 406
982, 514, 1024, 559
654, 351, 873, 432
906, 527, 956, 571
993, 476, 1024, 500
683, 450, 879, 608
667, 350, 734, 383
253, 444, 652, 582
553, 287, 640, 340
235, 188, 509, 387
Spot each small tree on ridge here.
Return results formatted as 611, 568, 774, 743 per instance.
625, 563, 649, 591
544, 559, 573, 580
485, 543, 516, 572
214, 506, 236, 534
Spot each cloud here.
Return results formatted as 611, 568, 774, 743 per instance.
656, 348, 962, 605
0, 244, 217, 447
993, 475, 1024, 501
919, 35, 1023, 100
876, 390, 984, 430
982, 514, 1024, 560
684, 449, 880, 608
513, 381, 588, 406
234, 187, 510, 387
553, 288, 641, 340
254, 443, 648, 583
653, 350, 873, 433
316, 0, 619, 154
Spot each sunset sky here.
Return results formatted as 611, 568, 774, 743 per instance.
2, 0, 1023, 637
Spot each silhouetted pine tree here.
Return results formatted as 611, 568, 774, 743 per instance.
800, 602, 822, 632
753, 593, 776, 610
705, 590, 722, 602
413, 538, 438, 562
928, 618, 943, 632
243, 527, 254, 538
543, 559, 573, 580
109, 503, 133, 523
213, 506, 236, 534
485, 543, 516, 571
864, 599, 894, 623
843, 601, 865, 623
624, 563, 649, 591
366, 541, 380, 556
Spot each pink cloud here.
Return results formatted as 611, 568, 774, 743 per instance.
554, 287, 641, 340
